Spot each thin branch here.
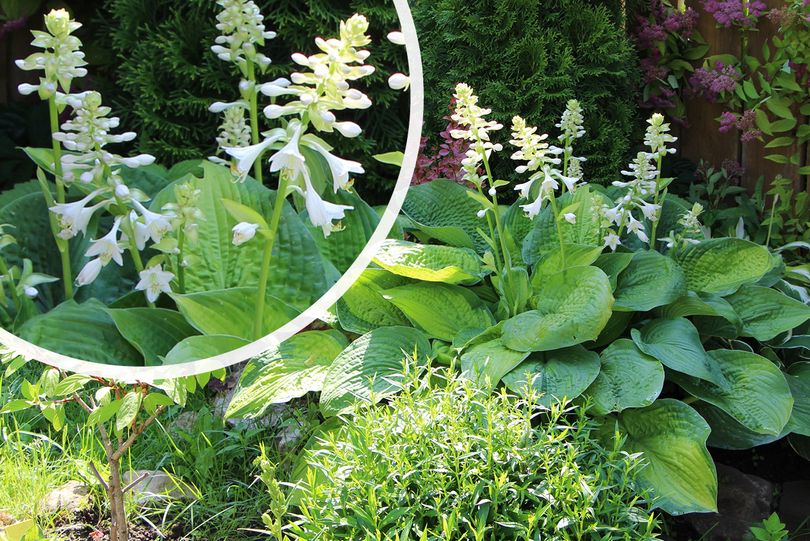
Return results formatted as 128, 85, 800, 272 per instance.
112, 406, 166, 461
72, 393, 92, 414
123, 471, 150, 494
89, 461, 109, 491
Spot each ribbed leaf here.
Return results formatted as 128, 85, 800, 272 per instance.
402, 179, 484, 251
336, 269, 412, 334
673, 238, 773, 294
373, 239, 487, 285
502, 266, 613, 352
320, 326, 430, 416
585, 339, 664, 415
614, 251, 686, 312
659, 292, 741, 329
725, 285, 810, 341
694, 402, 785, 450
502, 345, 600, 407
460, 338, 529, 389
594, 252, 634, 290
786, 363, 810, 437
106, 308, 199, 366
531, 244, 604, 286
163, 335, 249, 365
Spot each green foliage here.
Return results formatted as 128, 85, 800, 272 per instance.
412, 0, 640, 184
282, 366, 660, 540
748, 513, 790, 541
97, 0, 408, 202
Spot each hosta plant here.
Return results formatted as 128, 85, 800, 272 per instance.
0, 347, 222, 541
5, 4, 406, 365
228, 86, 810, 517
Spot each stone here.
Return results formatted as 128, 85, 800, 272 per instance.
170, 410, 199, 434
122, 470, 194, 504
686, 463, 775, 541
778, 481, 810, 541
40, 481, 91, 515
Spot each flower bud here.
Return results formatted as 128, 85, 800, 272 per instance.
387, 31, 406, 45
44, 9, 72, 37
488, 187, 497, 196
388, 73, 410, 91
24, 286, 39, 299
115, 184, 131, 199
477, 209, 487, 219
232, 222, 259, 246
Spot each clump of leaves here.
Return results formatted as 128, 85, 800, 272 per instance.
274, 364, 661, 540
747, 513, 790, 541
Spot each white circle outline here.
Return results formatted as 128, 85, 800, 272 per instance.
0, 0, 424, 384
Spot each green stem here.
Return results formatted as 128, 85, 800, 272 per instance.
0, 256, 21, 310
48, 97, 73, 298
246, 60, 263, 184
549, 194, 567, 270
477, 140, 505, 272
176, 229, 186, 294
649, 154, 664, 251
123, 221, 155, 309
765, 193, 778, 249
254, 174, 290, 340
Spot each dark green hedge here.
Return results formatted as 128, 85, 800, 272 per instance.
96, 0, 409, 202
411, 0, 641, 185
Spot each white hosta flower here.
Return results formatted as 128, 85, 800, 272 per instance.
24, 286, 39, 299
76, 258, 103, 286
268, 122, 307, 178
85, 218, 124, 267
213, 0, 276, 64
627, 215, 649, 243
477, 209, 487, 219
302, 175, 353, 237
604, 233, 621, 252
223, 127, 286, 177
451, 84, 503, 143
232, 222, 260, 246
640, 201, 661, 222
555, 99, 586, 141
387, 31, 406, 45
563, 213, 577, 224
644, 113, 677, 156
333, 121, 362, 138
49, 189, 107, 240
135, 265, 175, 303
131, 202, 173, 249
388, 73, 410, 91
303, 137, 364, 192
520, 195, 544, 219
510, 116, 556, 173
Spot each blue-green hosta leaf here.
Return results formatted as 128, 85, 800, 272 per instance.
503, 200, 534, 248
502, 266, 613, 352
336, 269, 411, 334
384, 282, 495, 342
673, 238, 773, 294
594, 252, 635, 290
502, 346, 600, 407
163, 335, 250, 365
401, 179, 484, 252
522, 186, 610, 264
602, 399, 718, 515
584, 339, 664, 416
671, 349, 793, 436
153, 161, 333, 311
106, 308, 199, 366
460, 338, 529, 390
694, 401, 786, 450
659, 292, 741, 328
725, 285, 810, 341
531, 244, 604, 286
372, 239, 487, 285
613, 251, 687, 312
631, 318, 727, 388
171, 287, 299, 341
320, 326, 430, 416
226, 331, 348, 420
304, 190, 379, 273
17, 299, 142, 366
786, 363, 810, 437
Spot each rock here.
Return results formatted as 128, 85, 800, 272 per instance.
778, 481, 810, 540
123, 471, 194, 504
170, 411, 199, 434
40, 481, 91, 515
686, 463, 775, 541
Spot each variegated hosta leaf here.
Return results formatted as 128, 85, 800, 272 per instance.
336, 269, 412, 334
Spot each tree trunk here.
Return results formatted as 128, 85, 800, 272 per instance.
108, 458, 129, 541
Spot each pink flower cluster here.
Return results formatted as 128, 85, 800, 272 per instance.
412, 99, 474, 186
689, 61, 741, 102
703, 0, 767, 28
718, 109, 762, 142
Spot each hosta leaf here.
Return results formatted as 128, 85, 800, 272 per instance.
594, 252, 634, 290
613, 251, 686, 312
502, 345, 600, 407
372, 239, 487, 285
106, 308, 198, 366
671, 349, 793, 436
531, 244, 604, 286
384, 282, 495, 342
320, 326, 430, 416
631, 318, 727, 387
163, 335, 249, 365
584, 339, 664, 415
603, 399, 718, 515
659, 292, 741, 328
785, 363, 810, 437
460, 338, 529, 389
694, 401, 785, 450
401, 179, 484, 252
674, 238, 773, 294
725, 285, 810, 341
305, 190, 379, 273
522, 186, 609, 264
226, 331, 348, 420
502, 266, 613, 352
18, 299, 142, 366
172, 287, 298, 341
336, 269, 411, 334
153, 162, 333, 311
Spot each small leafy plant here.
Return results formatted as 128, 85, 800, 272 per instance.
748, 513, 790, 541
261, 364, 660, 540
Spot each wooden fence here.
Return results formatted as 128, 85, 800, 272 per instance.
675, 0, 809, 192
